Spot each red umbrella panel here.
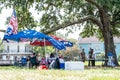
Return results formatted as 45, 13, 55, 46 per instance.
30, 35, 66, 46
30, 40, 52, 46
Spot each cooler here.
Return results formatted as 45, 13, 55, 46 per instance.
60, 63, 65, 69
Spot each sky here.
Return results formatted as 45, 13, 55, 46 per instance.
57, 29, 81, 40
0, 8, 82, 40
0, 8, 13, 30
0, 8, 12, 41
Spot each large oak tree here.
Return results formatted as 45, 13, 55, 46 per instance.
1, 0, 120, 66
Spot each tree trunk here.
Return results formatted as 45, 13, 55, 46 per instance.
103, 28, 119, 66
99, 8, 119, 66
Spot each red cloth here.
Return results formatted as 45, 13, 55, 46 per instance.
38, 65, 48, 70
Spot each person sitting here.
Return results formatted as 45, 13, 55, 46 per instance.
50, 53, 55, 58
40, 57, 47, 65
38, 57, 48, 70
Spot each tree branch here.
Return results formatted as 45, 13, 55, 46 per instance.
85, 0, 101, 10
44, 15, 102, 34
85, 0, 104, 32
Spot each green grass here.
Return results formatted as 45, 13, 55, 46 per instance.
84, 61, 120, 66
0, 66, 120, 80
84, 61, 103, 66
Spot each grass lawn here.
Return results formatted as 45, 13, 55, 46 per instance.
0, 65, 120, 80
84, 61, 103, 66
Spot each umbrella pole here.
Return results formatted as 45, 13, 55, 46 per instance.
44, 38, 46, 57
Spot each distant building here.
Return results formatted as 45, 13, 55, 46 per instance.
0, 40, 32, 65
78, 36, 120, 56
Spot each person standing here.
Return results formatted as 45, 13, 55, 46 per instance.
92, 51, 96, 66
30, 53, 37, 68
80, 49, 86, 62
88, 48, 93, 66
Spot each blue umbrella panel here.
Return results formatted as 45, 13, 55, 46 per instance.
4, 29, 66, 50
